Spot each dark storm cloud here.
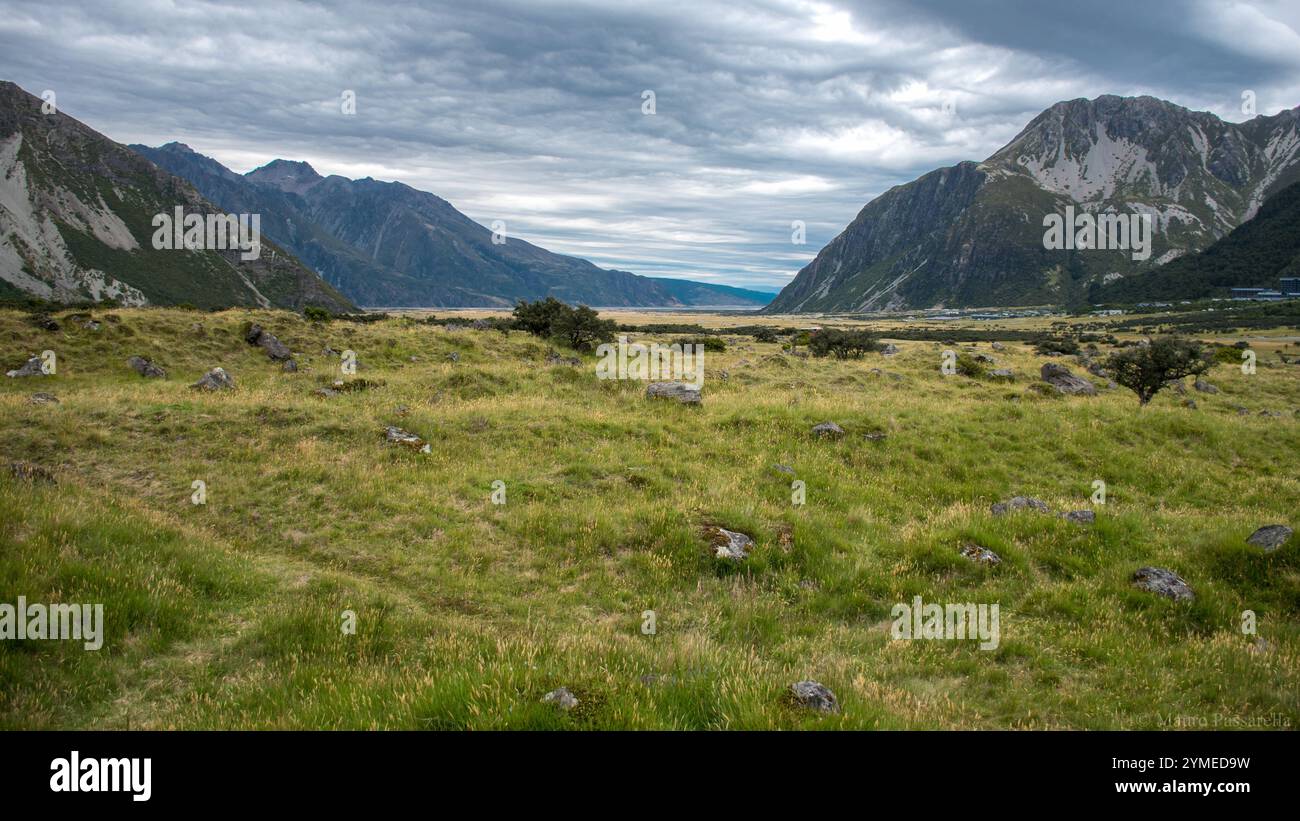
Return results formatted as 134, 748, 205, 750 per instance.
1, 0, 1297, 290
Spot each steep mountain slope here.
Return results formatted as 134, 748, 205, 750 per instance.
136, 145, 774, 309
0, 82, 353, 311
1099, 178, 1300, 302
764, 96, 1300, 313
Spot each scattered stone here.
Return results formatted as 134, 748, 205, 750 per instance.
31, 314, 60, 332
281, 359, 298, 373
1182, 398, 1197, 410
191, 367, 235, 391
447, 351, 460, 363
244, 323, 292, 361
1235, 406, 1251, 416
811, 421, 844, 439
1061, 509, 1096, 525
788, 680, 839, 714
646, 381, 701, 404
974, 354, 995, 364
880, 343, 899, 356
1169, 380, 1187, 395
863, 431, 888, 441
383, 426, 429, 452
6, 356, 47, 378
540, 687, 578, 710
323, 346, 340, 357
313, 387, 341, 398
1245, 525, 1292, 552
988, 368, 1015, 380
1259, 410, 1283, 418
991, 341, 1005, 351
1087, 361, 1108, 377
1132, 567, 1194, 601
127, 356, 166, 378
960, 542, 1001, 565
773, 464, 796, 476
991, 496, 1049, 516
1193, 378, 1219, 394
10, 461, 54, 483
545, 349, 581, 366
28, 392, 58, 405
707, 526, 755, 561
1040, 363, 1097, 396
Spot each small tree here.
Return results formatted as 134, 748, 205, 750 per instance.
1104, 337, 1211, 405
753, 327, 779, 344
512, 297, 569, 338
550, 304, 616, 352
808, 328, 878, 360
304, 306, 332, 322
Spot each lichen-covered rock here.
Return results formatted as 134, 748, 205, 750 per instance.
1040, 363, 1097, 396
6, 356, 47, 378
127, 356, 166, 379
191, 367, 235, 391
1132, 567, 1194, 601
991, 496, 1049, 515
789, 680, 839, 713
646, 381, 701, 404
541, 687, 578, 710
707, 527, 755, 561
384, 426, 430, 453
1061, 510, 1096, 525
811, 421, 844, 438
1245, 525, 1292, 552
960, 543, 1002, 565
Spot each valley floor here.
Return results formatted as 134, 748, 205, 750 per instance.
1, 307, 1297, 729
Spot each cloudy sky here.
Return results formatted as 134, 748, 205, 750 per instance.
3, 0, 1299, 291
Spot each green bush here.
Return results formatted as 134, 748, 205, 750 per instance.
808, 328, 878, 359
1104, 337, 1211, 404
304, 306, 333, 322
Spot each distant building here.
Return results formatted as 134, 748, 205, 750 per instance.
1232, 279, 1299, 300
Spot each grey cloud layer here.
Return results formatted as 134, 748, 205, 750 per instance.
2, 0, 1297, 290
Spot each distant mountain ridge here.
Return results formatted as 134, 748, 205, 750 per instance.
764, 95, 1300, 313
0, 81, 353, 311
134, 143, 775, 309
1099, 178, 1300, 302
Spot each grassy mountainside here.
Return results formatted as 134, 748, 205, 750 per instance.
1, 307, 1297, 728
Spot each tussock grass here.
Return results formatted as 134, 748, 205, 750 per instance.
0, 307, 1297, 729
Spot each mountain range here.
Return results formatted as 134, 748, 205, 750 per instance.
0, 81, 352, 311
130, 144, 774, 309
763, 95, 1300, 313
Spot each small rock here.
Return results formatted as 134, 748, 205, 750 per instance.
773, 464, 796, 476
960, 542, 1001, 565
1193, 378, 1218, 394
9, 461, 54, 483
31, 314, 60, 332
707, 527, 754, 561
127, 356, 166, 378
313, 387, 341, 398
281, 359, 298, 373
245, 324, 292, 361
6, 356, 47, 378
1061, 509, 1095, 525
811, 421, 844, 439
988, 368, 1015, 380
789, 680, 839, 714
1040, 363, 1097, 396
28, 392, 58, 405
1182, 398, 1197, 410
991, 496, 1049, 515
447, 351, 460, 363
545, 349, 581, 366
383, 426, 428, 451
1245, 525, 1292, 552
880, 343, 899, 356
863, 431, 888, 441
541, 687, 578, 710
991, 342, 1005, 351
646, 381, 701, 404
191, 367, 235, 391
1132, 567, 1194, 601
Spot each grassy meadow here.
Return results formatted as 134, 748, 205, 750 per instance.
1, 306, 1298, 729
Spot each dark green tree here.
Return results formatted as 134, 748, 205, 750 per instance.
1104, 337, 1212, 405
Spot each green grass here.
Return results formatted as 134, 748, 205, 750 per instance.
1, 308, 1297, 729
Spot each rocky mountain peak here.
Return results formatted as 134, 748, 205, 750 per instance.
246, 159, 324, 195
